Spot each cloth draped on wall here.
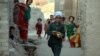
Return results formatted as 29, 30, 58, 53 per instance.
17, 3, 31, 41
65, 23, 76, 38
24, 5, 31, 23
65, 23, 81, 47
65, 22, 76, 47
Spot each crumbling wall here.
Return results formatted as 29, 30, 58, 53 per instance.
77, 0, 100, 56
0, 0, 9, 56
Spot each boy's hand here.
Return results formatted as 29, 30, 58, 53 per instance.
52, 31, 57, 35
57, 32, 63, 38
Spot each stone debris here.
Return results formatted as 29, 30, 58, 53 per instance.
9, 38, 38, 56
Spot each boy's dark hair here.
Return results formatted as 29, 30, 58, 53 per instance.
10, 26, 15, 30
14, 0, 19, 3
68, 16, 75, 21
9, 26, 15, 40
9, 26, 15, 33
38, 18, 42, 21
50, 15, 53, 17
48, 20, 51, 24
62, 17, 65, 21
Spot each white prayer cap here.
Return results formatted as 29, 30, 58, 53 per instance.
54, 11, 63, 17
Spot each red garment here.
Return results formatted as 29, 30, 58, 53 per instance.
35, 23, 42, 34
44, 23, 48, 32
70, 34, 81, 47
69, 37, 75, 47
17, 3, 28, 41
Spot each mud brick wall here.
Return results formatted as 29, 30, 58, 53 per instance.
0, 0, 9, 56
77, 0, 100, 56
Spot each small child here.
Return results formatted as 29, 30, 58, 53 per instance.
35, 18, 42, 39
44, 19, 50, 39
9, 26, 15, 40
